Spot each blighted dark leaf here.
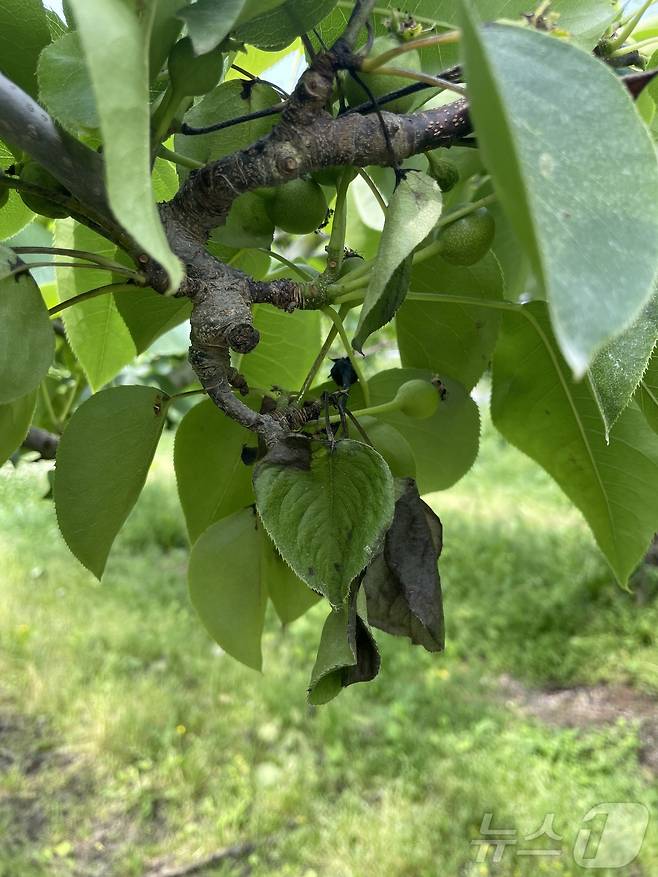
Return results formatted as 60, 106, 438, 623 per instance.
364, 478, 444, 652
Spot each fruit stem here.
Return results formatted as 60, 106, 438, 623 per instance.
151, 85, 184, 146
157, 145, 203, 170
366, 66, 466, 97
324, 168, 357, 279
608, 0, 656, 50
322, 306, 371, 407
325, 399, 398, 424
357, 169, 387, 213
296, 303, 351, 403
611, 36, 658, 56
261, 249, 315, 280
48, 281, 142, 317
363, 31, 460, 73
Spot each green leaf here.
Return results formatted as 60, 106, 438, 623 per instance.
492, 301, 658, 585
237, 307, 322, 391
0, 190, 34, 240
254, 436, 395, 607
261, 531, 320, 624
188, 508, 267, 671
113, 287, 191, 355
174, 399, 254, 543
38, 32, 98, 134
353, 173, 442, 353
176, 81, 281, 171
178, 0, 246, 55
308, 597, 380, 705
459, 11, 658, 377
396, 252, 504, 390
363, 478, 444, 651
0, 0, 51, 98
66, 0, 182, 292
235, 0, 338, 51
367, 368, 480, 493
148, 0, 184, 83
0, 249, 54, 404
55, 386, 169, 578
589, 293, 658, 439
54, 221, 137, 390
0, 390, 37, 467
636, 348, 658, 436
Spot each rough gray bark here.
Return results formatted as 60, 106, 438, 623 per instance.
0, 1, 471, 444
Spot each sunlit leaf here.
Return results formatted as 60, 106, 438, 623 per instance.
460, 9, 658, 376
254, 436, 395, 607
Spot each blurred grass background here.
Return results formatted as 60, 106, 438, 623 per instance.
1, 416, 657, 876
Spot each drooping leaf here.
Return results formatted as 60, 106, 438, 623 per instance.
308, 595, 380, 705
54, 221, 137, 390
0, 391, 37, 467
364, 478, 444, 651
396, 252, 504, 390
178, 0, 247, 55
261, 531, 320, 625
38, 32, 98, 134
66, 0, 182, 291
353, 172, 442, 353
55, 386, 169, 579
589, 293, 658, 439
175, 81, 281, 173
254, 436, 395, 607
237, 306, 322, 392
0, 249, 54, 404
460, 9, 658, 377
636, 348, 658, 436
367, 369, 480, 493
0, 0, 51, 98
174, 399, 254, 543
235, 0, 338, 51
492, 301, 658, 585
188, 508, 267, 671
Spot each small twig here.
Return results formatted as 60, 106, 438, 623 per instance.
230, 64, 290, 99
357, 168, 387, 213
338, 0, 379, 50
48, 281, 142, 316
370, 66, 466, 97
322, 306, 370, 406
11, 246, 132, 273
3, 261, 140, 282
180, 102, 286, 136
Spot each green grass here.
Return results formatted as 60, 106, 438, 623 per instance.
0, 420, 657, 876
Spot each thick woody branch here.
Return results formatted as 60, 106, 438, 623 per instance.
0, 74, 106, 216
166, 99, 470, 237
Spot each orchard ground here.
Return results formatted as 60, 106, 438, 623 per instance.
1, 418, 657, 876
